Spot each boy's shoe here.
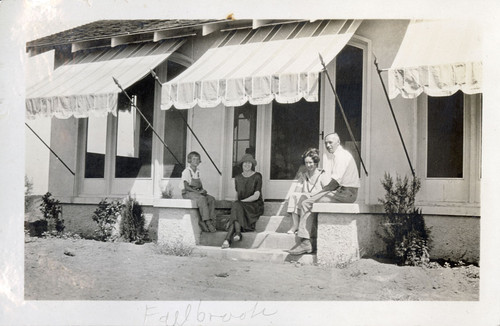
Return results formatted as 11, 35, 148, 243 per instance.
206, 220, 217, 233
198, 220, 210, 232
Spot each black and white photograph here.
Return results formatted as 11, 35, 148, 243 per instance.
1, 0, 500, 325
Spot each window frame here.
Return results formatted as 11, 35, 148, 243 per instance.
76, 57, 191, 199
416, 92, 482, 206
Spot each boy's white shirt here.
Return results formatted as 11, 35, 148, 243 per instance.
179, 165, 201, 190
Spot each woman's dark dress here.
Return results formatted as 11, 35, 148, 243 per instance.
230, 172, 264, 231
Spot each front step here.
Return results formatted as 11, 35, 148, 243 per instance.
215, 201, 289, 217
200, 230, 300, 249
200, 212, 314, 264
192, 246, 317, 265
215, 215, 293, 233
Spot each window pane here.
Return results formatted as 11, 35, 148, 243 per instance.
115, 77, 154, 178
335, 45, 363, 173
232, 103, 256, 177
84, 116, 107, 178
271, 99, 320, 180
427, 91, 464, 178
116, 96, 139, 158
163, 109, 187, 178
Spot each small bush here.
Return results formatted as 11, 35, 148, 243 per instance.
92, 199, 124, 242
40, 192, 65, 233
120, 195, 146, 243
378, 173, 431, 266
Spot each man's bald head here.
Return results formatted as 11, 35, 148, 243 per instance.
324, 133, 341, 154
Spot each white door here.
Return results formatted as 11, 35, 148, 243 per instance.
416, 93, 481, 205
223, 103, 261, 200
261, 100, 322, 200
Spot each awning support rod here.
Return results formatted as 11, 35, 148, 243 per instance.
150, 71, 222, 176
112, 77, 184, 168
25, 122, 75, 176
373, 56, 415, 178
319, 53, 369, 177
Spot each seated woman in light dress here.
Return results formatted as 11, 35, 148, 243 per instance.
286, 148, 327, 234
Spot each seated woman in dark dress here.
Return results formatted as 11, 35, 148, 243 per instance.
222, 154, 264, 249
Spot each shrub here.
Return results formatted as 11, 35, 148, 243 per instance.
378, 173, 431, 266
40, 192, 65, 233
120, 195, 146, 243
92, 199, 124, 241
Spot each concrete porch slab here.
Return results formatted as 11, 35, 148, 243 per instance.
192, 245, 317, 265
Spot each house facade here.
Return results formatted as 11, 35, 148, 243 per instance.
26, 19, 481, 262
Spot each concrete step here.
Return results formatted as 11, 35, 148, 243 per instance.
255, 215, 292, 232
200, 230, 301, 249
215, 214, 293, 233
216, 201, 289, 217
263, 201, 289, 216
192, 245, 317, 265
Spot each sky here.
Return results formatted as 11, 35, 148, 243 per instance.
2, 0, 500, 325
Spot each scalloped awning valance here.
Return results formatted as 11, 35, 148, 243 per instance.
388, 20, 482, 99
26, 38, 185, 119
161, 20, 361, 110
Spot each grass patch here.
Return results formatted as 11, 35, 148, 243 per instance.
155, 240, 194, 257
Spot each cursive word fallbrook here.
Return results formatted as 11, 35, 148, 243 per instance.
143, 301, 278, 326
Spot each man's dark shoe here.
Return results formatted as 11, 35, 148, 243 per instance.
287, 239, 313, 255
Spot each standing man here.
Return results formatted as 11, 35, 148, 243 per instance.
288, 133, 360, 255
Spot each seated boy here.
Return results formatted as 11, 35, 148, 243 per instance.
180, 151, 217, 232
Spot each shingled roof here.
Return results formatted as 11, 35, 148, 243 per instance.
26, 19, 221, 48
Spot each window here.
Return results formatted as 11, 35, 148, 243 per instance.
84, 116, 107, 178
163, 109, 187, 178
116, 95, 139, 158
427, 91, 464, 178
115, 77, 154, 178
232, 103, 257, 177
78, 56, 189, 198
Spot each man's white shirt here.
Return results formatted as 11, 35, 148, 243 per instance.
322, 145, 360, 188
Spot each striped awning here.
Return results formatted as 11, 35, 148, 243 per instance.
388, 20, 482, 99
161, 20, 361, 110
26, 38, 185, 119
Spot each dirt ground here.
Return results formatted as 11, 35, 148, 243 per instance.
24, 236, 479, 301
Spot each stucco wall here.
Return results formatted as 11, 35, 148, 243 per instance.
317, 212, 479, 263
48, 117, 79, 197
424, 215, 480, 264
186, 105, 225, 198
356, 20, 419, 205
